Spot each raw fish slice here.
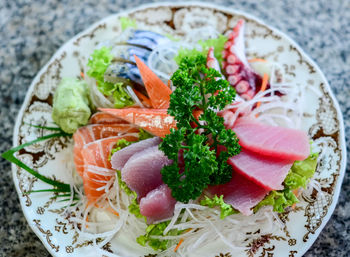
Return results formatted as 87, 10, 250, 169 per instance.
73, 124, 139, 176
106, 29, 171, 85
121, 146, 172, 199
233, 117, 310, 161
82, 135, 139, 203
140, 184, 177, 223
90, 112, 128, 124
99, 108, 176, 137
111, 137, 161, 170
73, 126, 95, 177
208, 172, 269, 216
83, 166, 115, 204
90, 124, 139, 139
228, 149, 293, 191
223, 20, 270, 100
129, 30, 170, 49
83, 135, 139, 169
134, 55, 172, 108
99, 108, 202, 138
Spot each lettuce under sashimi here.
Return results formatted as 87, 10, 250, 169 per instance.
137, 220, 183, 251
87, 47, 134, 108
119, 17, 137, 31
174, 34, 228, 65
116, 170, 144, 219
254, 152, 318, 213
200, 195, 238, 219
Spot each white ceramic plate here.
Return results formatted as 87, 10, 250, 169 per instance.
12, 2, 346, 257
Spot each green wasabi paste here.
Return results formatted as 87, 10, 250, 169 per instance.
52, 78, 91, 133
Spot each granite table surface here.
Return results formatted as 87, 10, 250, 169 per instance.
0, 0, 349, 256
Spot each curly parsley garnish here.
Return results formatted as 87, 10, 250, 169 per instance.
159, 54, 241, 203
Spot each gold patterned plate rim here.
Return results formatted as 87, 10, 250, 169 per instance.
11, 2, 347, 257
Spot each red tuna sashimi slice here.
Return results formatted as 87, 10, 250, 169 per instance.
82, 135, 139, 203
73, 124, 139, 176
140, 184, 177, 223
208, 172, 269, 216
121, 145, 172, 199
90, 112, 129, 124
233, 117, 310, 161
111, 137, 162, 171
228, 149, 293, 191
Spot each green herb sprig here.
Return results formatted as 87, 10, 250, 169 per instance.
2, 125, 76, 202
159, 54, 241, 203
2, 129, 71, 192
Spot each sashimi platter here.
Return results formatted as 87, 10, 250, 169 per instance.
5, 3, 346, 257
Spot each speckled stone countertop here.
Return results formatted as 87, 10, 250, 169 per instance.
0, 0, 349, 256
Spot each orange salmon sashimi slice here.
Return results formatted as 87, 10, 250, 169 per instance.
89, 112, 129, 125
99, 108, 176, 138
99, 108, 204, 138
81, 135, 139, 204
134, 55, 172, 109
73, 124, 139, 177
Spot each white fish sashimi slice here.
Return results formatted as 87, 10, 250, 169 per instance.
121, 145, 172, 199
110, 137, 162, 170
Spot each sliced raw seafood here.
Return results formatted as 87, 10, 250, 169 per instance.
111, 136, 162, 170
134, 55, 172, 108
99, 108, 176, 137
73, 124, 139, 176
206, 47, 224, 79
106, 29, 171, 85
89, 112, 128, 124
228, 149, 294, 190
121, 145, 172, 199
233, 117, 310, 161
223, 20, 269, 100
208, 172, 269, 216
139, 184, 177, 223
81, 135, 139, 203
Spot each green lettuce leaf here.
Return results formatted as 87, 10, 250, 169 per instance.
119, 17, 137, 31
138, 128, 153, 141
136, 220, 183, 251
254, 188, 299, 213
284, 152, 318, 189
254, 152, 318, 213
111, 83, 134, 108
198, 34, 228, 64
174, 34, 228, 65
87, 46, 113, 82
200, 195, 238, 219
87, 47, 133, 108
116, 170, 144, 219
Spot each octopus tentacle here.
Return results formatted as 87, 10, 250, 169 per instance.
222, 20, 270, 100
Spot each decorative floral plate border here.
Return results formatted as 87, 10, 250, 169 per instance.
11, 2, 346, 257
